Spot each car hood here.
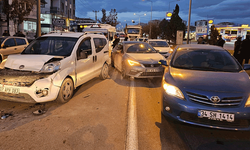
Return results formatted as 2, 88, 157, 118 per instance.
167, 67, 250, 93
126, 53, 165, 64
4, 54, 55, 72
153, 47, 170, 53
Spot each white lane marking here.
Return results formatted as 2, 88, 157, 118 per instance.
126, 77, 138, 150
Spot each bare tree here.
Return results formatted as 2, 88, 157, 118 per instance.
10, 0, 36, 32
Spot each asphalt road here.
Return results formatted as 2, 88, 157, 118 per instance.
1, 56, 250, 150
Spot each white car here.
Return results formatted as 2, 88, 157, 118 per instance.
148, 39, 171, 58
0, 32, 110, 103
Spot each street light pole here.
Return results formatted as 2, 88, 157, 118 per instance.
187, 0, 192, 44
150, 0, 152, 39
142, 0, 152, 39
134, 13, 146, 25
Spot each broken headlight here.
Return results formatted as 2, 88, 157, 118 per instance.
40, 61, 61, 73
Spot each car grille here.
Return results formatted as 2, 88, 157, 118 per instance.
186, 91, 243, 107
142, 64, 161, 67
140, 72, 163, 76
180, 112, 249, 128
0, 69, 52, 87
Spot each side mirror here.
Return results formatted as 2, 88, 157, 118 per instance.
243, 64, 250, 70
158, 60, 168, 66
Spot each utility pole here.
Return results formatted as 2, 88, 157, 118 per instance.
93, 10, 99, 22
187, 0, 192, 44
36, 0, 41, 38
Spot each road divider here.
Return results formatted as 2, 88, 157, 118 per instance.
126, 77, 138, 150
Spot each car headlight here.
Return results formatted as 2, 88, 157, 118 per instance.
127, 59, 141, 66
245, 96, 250, 107
40, 61, 61, 73
162, 80, 184, 99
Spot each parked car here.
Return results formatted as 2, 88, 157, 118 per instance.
112, 41, 165, 78
160, 44, 250, 130
0, 32, 110, 103
148, 39, 171, 58
0, 36, 29, 63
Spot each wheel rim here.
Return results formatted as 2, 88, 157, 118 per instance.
62, 81, 73, 100
102, 64, 109, 78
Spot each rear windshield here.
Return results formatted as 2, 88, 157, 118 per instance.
171, 49, 242, 72
22, 37, 78, 56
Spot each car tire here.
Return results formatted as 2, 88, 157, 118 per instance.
56, 78, 74, 103
99, 63, 109, 80
121, 63, 127, 78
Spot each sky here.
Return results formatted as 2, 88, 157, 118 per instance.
75, 0, 250, 28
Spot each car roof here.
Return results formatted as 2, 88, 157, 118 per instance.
41, 32, 106, 38
148, 39, 166, 41
123, 41, 148, 44
43, 32, 84, 38
177, 44, 225, 50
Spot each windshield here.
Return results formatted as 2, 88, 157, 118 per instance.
22, 37, 78, 56
149, 41, 169, 47
125, 43, 156, 53
127, 28, 140, 34
171, 49, 241, 72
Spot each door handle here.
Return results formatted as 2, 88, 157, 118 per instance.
95, 56, 97, 62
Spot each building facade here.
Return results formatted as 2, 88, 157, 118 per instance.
0, 0, 75, 37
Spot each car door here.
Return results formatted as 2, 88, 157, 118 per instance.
114, 44, 124, 72
1, 38, 17, 57
14, 38, 28, 54
93, 37, 108, 73
75, 37, 96, 87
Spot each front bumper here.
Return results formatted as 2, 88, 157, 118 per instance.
0, 69, 61, 103
125, 65, 164, 78
161, 89, 250, 130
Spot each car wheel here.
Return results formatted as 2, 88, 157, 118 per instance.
56, 78, 74, 103
121, 63, 127, 78
100, 63, 109, 80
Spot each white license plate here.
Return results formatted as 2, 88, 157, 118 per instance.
0, 86, 20, 94
198, 110, 234, 122
146, 68, 161, 72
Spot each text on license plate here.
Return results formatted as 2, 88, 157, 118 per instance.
0, 86, 20, 94
198, 110, 234, 122
146, 69, 161, 72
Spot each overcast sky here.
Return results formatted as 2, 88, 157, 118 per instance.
75, 0, 250, 28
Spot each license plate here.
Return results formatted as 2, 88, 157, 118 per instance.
198, 110, 234, 122
146, 68, 161, 72
0, 85, 20, 94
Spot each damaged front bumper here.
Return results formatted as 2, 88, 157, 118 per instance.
0, 69, 60, 103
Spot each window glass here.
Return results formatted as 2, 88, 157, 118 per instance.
77, 38, 92, 60
93, 38, 107, 53
172, 49, 241, 72
4, 38, 16, 47
22, 37, 77, 56
16, 38, 26, 45
125, 43, 156, 53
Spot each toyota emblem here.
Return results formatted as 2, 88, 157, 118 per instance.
19, 65, 25, 69
210, 96, 220, 103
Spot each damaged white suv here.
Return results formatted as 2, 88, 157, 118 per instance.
0, 32, 110, 103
